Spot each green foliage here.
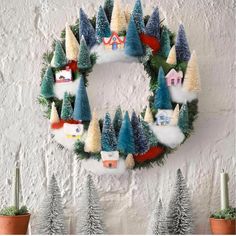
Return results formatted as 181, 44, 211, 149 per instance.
211, 207, 236, 220
0, 206, 28, 216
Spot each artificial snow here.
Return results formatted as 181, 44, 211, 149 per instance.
81, 158, 126, 176
150, 124, 185, 148
54, 79, 80, 99
91, 45, 138, 64
169, 86, 197, 103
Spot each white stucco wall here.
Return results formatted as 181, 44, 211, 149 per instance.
0, 0, 235, 234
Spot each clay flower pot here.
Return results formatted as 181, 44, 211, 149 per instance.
0, 213, 30, 235
209, 218, 236, 235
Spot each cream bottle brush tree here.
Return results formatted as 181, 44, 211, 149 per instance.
166, 45, 177, 65
144, 104, 154, 123
50, 102, 60, 124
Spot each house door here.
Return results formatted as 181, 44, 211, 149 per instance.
112, 43, 118, 50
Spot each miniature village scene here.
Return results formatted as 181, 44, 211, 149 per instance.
39, 0, 200, 174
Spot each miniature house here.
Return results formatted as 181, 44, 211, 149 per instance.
101, 151, 119, 168
55, 66, 72, 83
63, 123, 84, 139
165, 69, 183, 86
155, 110, 173, 126
102, 32, 126, 51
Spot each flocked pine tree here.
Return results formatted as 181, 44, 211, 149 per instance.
113, 106, 123, 137
175, 24, 191, 62
170, 104, 180, 126
41, 67, 54, 98
140, 119, 158, 147
144, 104, 154, 123
77, 175, 105, 235
166, 169, 193, 235
178, 103, 189, 134
166, 45, 177, 65
117, 111, 135, 154
73, 76, 91, 121
125, 15, 144, 57
132, 0, 145, 33
84, 111, 101, 153
103, 0, 114, 23
54, 41, 67, 68
101, 113, 117, 151
145, 7, 160, 40
77, 36, 92, 71
159, 27, 171, 58
96, 6, 111, 43
36, 175, 67, 235
61, 92, 73, 120
50, 102, 60, 124
154, 67, 172, 110
131, 111, 149, 154
79, 8, 97, 48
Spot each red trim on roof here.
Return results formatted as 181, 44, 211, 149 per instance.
103, 32, 126, 45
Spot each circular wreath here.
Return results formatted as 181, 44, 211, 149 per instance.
38, 0, 199, 172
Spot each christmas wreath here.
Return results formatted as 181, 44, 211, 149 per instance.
38, 0, 200, 173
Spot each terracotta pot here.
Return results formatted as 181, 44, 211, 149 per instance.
209, 218, 236, 235
0, 213, 30, 235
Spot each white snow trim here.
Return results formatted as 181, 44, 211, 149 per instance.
149, 124, 185, 149
54, 79, 80, 100
81, 158, 126, 176
169, 86, 197, 103
91, 45, 138, 64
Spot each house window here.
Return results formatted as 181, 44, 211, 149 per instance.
177, 78, 180, 83
171, 79, 175, 85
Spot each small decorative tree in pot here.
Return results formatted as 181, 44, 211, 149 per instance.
0, 162, 30, 234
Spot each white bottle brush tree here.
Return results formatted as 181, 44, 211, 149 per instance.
36, 174, 67, 235
77, 175, 105, 235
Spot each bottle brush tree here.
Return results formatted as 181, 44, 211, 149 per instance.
61, 92, 73, 120
41, 67, 54, 98
112, 106, 123, 137
178, 103, 189, 135
140, 119, 158, 147
145, 7, 160, 40
159, 27, 171, 58
53, 41, 67, 68
103, 0, 114, 23
132, 0, 145, 33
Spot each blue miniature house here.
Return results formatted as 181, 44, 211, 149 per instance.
155, 110, 173, 126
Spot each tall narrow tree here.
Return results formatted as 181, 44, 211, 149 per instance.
77, 175, 105, 235
159, 27, 171, 58
54, 41, 67, 68
79, 8, 97, 48
166, 45, 177, 65
170, 104, 180, 126
50, 102, 60, 124
178, 103, 189, 134
117, 111, 135, 154
132, 0, 145, 33
73, 76, 91, 121
144, 104, 154, 123
175, 24, 191, 62
145, 7, 160, 40
125, 15, 144, 57
140, 119, 158, 147
96, 6, 111, 43
154, 67, 172, 110
103, 0, 114, 23
101, 113, 117, 151
112, 106, 123, 137
61, 92, 73, 120
36, 175, 67, 235
41, 67, 54, 98
167, 169, 193, 235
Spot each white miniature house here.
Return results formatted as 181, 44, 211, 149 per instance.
55, 66, 72, 83
165, 69, 183, 87
63, 123, 84, 139
155, 110, 173, 126
101, 151, 119, 168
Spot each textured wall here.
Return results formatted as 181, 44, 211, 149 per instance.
0, 0, 235, 234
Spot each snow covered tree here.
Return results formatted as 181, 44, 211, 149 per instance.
103, 0, 114, 23
147, 199, 168, 235
131, 111, 149, 154
170, 104, 179, 126
125, 154, 135, 169
112, 106, 123, 137
77, 36, 92, 71
117, 111, 135, 154
178, 103, 189, 134
154, 67, 172, 110
54, 41, 67, 68
166, 169, 193, 235
77, 175, 105, 235
144, 104, 154, 123
175, 24, 191, 62
96, 6, 111, 43
84, 111, 101, 153
79, 8, 97, 48
65, 23, 80, 61
166, 45, 177, 65
101, 113, 117, 151
36, 175, 67, 235
61, 92, 73, 120
145, 7, 160, 40
159, 27, 170, 58
110, 0, 127, 33
50, 102, 60, 124
125, 15, 144, 57
132, 0, 145, 33
73, 76, 91, 121
140, 119, 158, 147
41, 67, 54, 98
183, 51, 201, 92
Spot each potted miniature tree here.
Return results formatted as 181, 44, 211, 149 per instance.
0, 163, 30, 234
209, 207, 236, 235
